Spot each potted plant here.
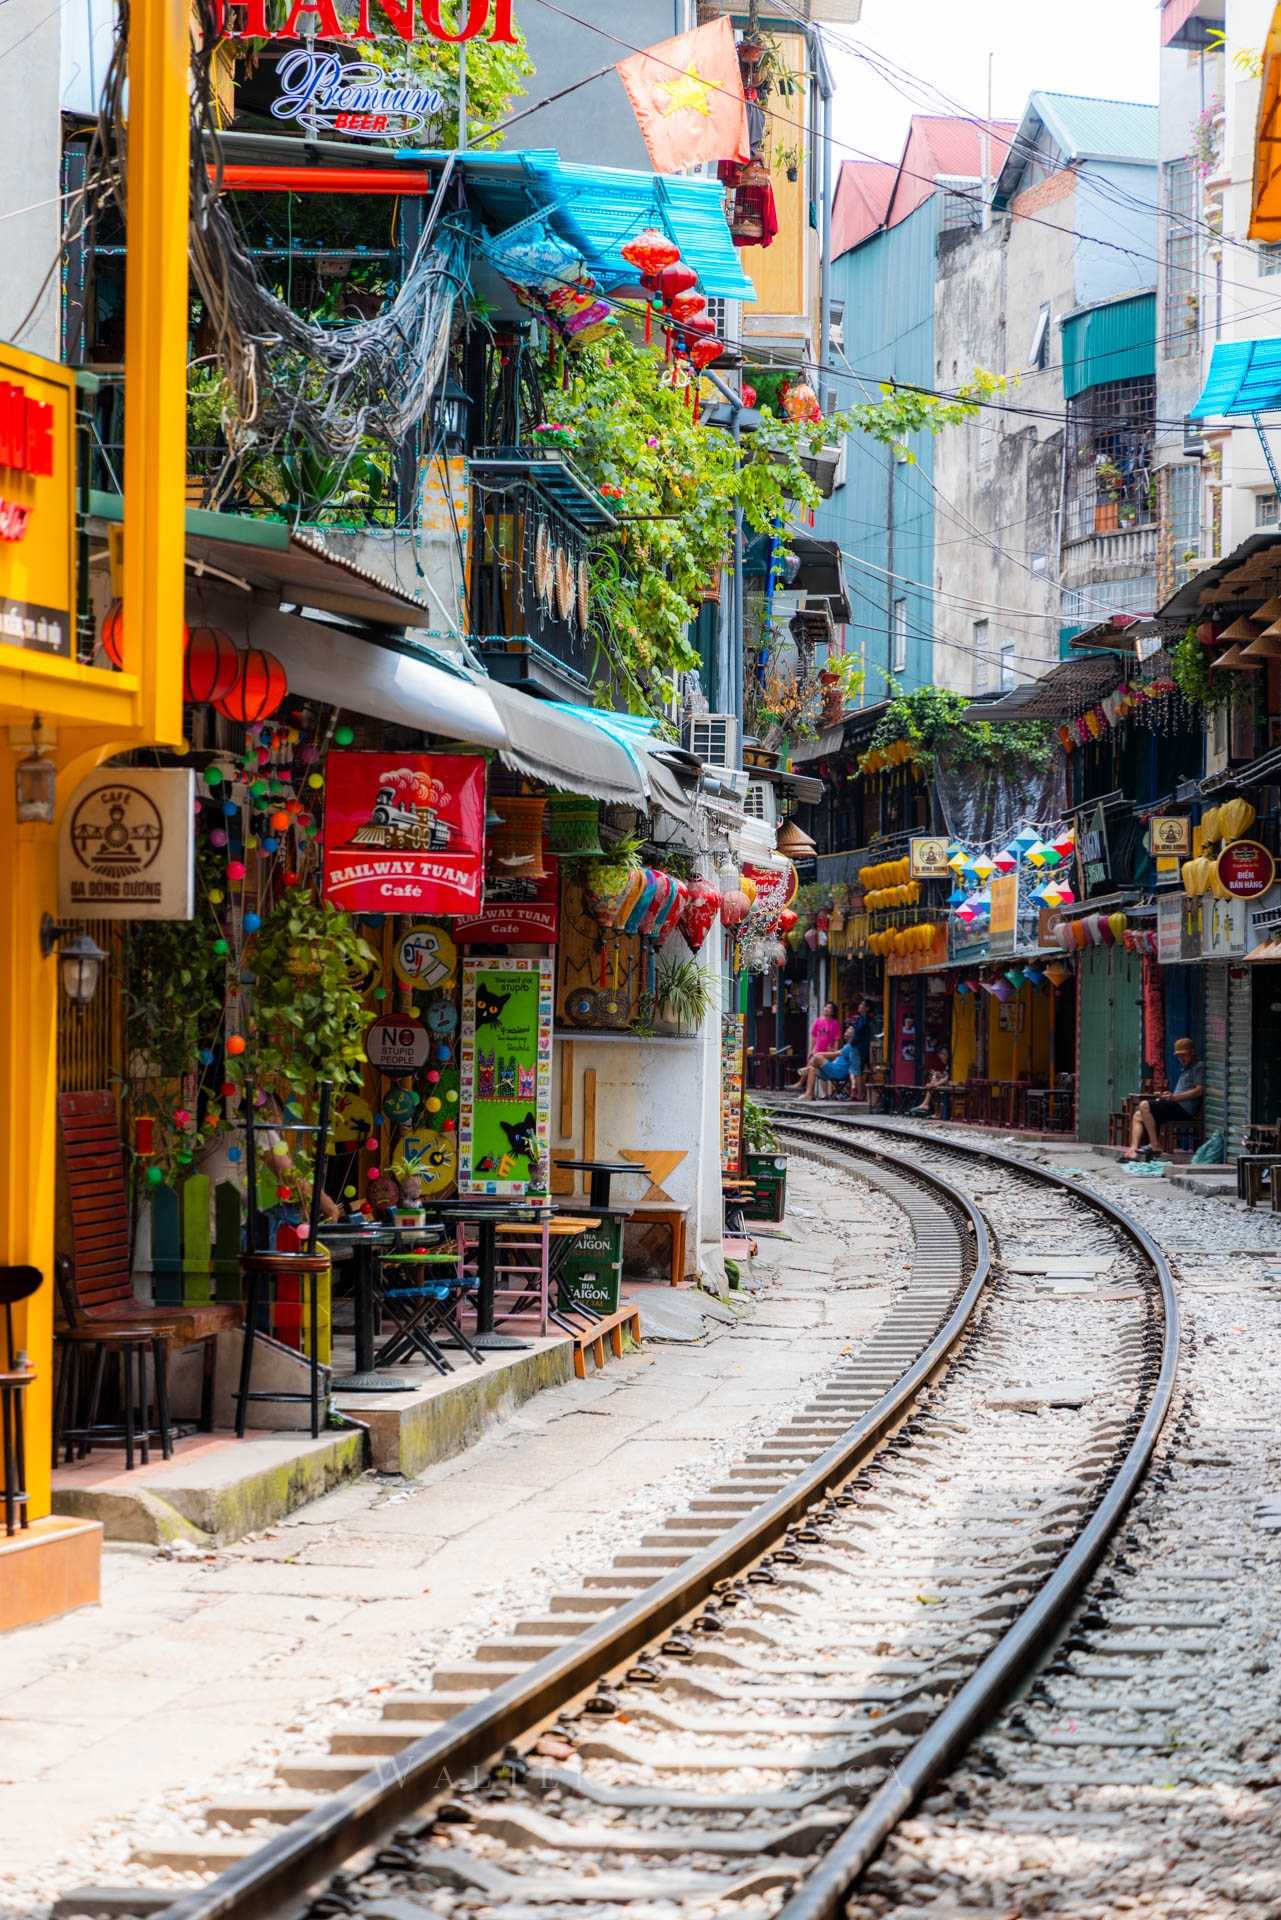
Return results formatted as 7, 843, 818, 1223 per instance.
652, 955, 715, 1036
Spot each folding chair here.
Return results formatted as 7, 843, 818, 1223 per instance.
376, 1248, 483, 1373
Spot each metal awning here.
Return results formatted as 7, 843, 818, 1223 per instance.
968, 653, 1127, 722
428, 150, 757, 303
468, 454, 617, 532
1157, 531, 1281, 620
264, 622, 506, 748
483, 681, 655, 806
90, 492, 435, 630
787, 723, 847, 766
1190, 336, 1281, 417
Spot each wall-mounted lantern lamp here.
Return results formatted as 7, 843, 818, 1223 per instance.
40, 916, 107, 1010
15, 717, 56, 825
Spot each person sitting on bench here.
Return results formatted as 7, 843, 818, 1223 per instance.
787, 1001, 842, 1089
1121, 1037, 1202, 1160
798, 1026, 858, 1102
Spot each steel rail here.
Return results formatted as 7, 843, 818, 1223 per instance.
154, 1140, 992, 1920
768, 1115, 1181, 1920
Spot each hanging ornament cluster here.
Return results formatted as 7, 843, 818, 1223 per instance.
1055, 671, 1177, 752
1055, 910, 1130, 951
858, 738, 918, 775
866, 922, 940, 957
1199, 797, 1256, 845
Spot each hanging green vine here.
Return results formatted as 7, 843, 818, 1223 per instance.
543, 333, 995, 713
868, 685, 1054, 775
1172, 623, 1231, 709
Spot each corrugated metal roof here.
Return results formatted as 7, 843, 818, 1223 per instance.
831, 118, 1016, 258
451, 151, 757, 303
1190, 336, 1281, 417
886, 115, 1016, 229
1028, 91, 1159, 163
968, 653, 1127, 723
1062, 291, 1156, 399
832, 161, 898, 258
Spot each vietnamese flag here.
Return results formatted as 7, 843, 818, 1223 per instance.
617, 17, 751, 175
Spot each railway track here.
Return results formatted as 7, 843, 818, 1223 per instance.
66, 1122, 1178, 1920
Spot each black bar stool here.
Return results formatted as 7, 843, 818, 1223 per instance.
0, 1267, 40, 1536
234, 1082, 333, 1440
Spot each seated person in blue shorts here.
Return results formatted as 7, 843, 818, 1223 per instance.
798, 1025, 858, 1101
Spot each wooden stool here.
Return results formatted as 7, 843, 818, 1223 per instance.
53, 1325, 173, 1471
235, 1253, 330, 1439
626, 1205, 687, 1285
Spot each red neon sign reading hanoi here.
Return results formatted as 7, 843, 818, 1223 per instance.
0, 382, 54, 480
214, 0, 515, 43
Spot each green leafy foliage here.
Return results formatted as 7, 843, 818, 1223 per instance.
869, 685, 1054, 775
742, 1096, 778, 1153
1172, 624, 1230, 709
551, 335, 990, 713
243, 893, 378, 1104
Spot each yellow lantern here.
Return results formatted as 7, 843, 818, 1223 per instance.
1201, 804, 1221, 845
1108, 912, 1127, 943
1181, 859, 1198, 896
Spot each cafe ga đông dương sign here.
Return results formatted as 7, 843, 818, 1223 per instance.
213, 0, 515, 43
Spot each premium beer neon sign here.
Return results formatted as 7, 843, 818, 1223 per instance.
215, 0, 515, 44
272, 48, 445, 133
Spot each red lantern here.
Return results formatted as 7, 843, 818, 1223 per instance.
690, 339, 723, 373
777, 907, 798, 934
656, 262, 697, 306
620, 228, 680, 282
720, 884, 751, 929
669, 291, 707, 326
215, 648, 288, 725
101, 599, 125, 669
184, 626, 241, 704
681, 314, 717, 343
782, 380, 822, 424
678, 878, 722, 954
740, 384, 757, 408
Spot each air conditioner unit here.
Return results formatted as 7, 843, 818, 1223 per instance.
744, 780, 778, 826
684, 712, 738, 767
703, 298, 742, 347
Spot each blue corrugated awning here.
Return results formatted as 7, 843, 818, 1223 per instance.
415, 149, 756, 303
1190, 337, 1281, 417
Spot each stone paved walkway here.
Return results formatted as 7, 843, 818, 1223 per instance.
0, 1158, 910, 1917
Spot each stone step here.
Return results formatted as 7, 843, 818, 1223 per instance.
431, 1662, 523, 1691
329, 1720, 438, 1756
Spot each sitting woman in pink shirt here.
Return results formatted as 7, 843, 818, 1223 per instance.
789, 1002, 841, 1088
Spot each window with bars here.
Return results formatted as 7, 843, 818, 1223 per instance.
1257, 492, 1279, 528
1163, 159, 1199, 359
1063, 376, 1157, 543
1258, 244, 1281, 278
1167, 462, 1202, 580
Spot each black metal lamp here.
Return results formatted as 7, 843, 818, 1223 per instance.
40, 916, 107, 1009
433, 376, 472, 455
15, 717, 56, 825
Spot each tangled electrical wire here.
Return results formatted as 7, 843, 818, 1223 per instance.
74, 0, 471, 499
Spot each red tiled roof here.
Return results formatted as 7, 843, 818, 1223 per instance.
832, 116, 1018, 259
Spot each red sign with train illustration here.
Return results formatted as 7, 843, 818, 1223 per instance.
322, 751, 486, 914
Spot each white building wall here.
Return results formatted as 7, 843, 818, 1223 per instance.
0, 0, 65, 357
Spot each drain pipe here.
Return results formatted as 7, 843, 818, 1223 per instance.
812, 27, 836, 416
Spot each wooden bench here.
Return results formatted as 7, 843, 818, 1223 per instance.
1109, 1093, 1202, 1157
569, 1300, 642, 1378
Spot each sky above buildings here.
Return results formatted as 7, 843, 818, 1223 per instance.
826, 0, 1160, 170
